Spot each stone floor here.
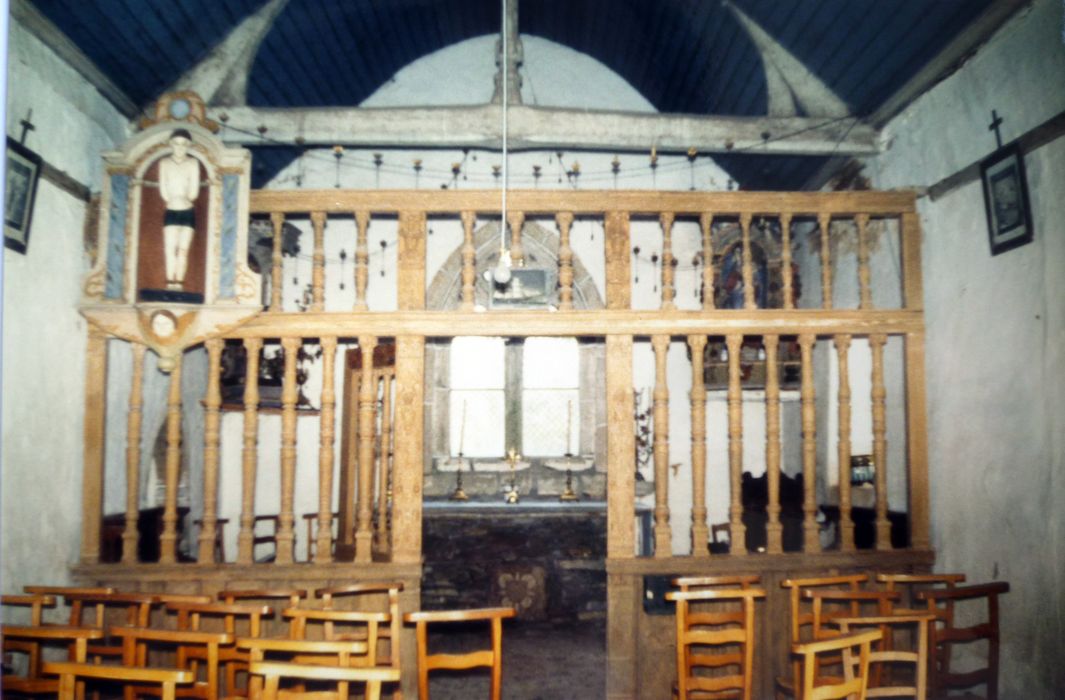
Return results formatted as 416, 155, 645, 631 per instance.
423, 619, 606, 699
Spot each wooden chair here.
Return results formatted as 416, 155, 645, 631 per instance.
665, 587, 765, 700
111, 626, 232, 700
167, 601, 273, 697
803, 589, 899, 689
21, 586, 116, 627
834, 614, 934, 699
2, 593, 57, 625
915, 581, 1009, 700
672, 574, 761, 592
284, 608, 392, 666
777, 574, 869, 698
792, 629, 882, 700
2, 624, 103, 694
219, 589, 307, 639
249, 660, 400, 700
403, 607, 516, 700
237, 637, 370, 699
315, 582, 404, 667
58, 591, 159, 662
42, 661, 193, 700
876, 573, 964, 686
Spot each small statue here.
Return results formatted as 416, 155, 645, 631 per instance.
158, 129, 200, 290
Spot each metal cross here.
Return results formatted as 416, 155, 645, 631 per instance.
988, 110, 1004, 149
18, 109, 35, 145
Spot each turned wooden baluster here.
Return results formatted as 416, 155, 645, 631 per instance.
460, 211, 477, 311
556, 212, 575, 310
391, 336, 425, 564
799, 334, 820, 552
236, 338, 262, 564
310, 212, 326, 311
651, 334, 672, 557
726, 334, 746, 555
819, 213, 833, 309
660, 212, 676, 310
870, 334, 891, 549
374, 370, 393, 555
764, 335, 783, 554
781, 212, 794, 309
276, 337, 301, 565
604, 211, 631, 310
317, 337, 338, 562
835, 334, 855, 551
122, 343, 147, 563
856, 213, 872, 309
699, 213, 715, 310
688, 335, 709, 555
740, 213, 755, 309
355, 211, 370, 311
159, 356, 183, 564
355, 335, 378, 563
198, 338, 224, 563
507, 211, 525, 267
270, 212, 285, 311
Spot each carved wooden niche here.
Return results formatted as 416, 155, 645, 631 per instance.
81, 92, 261, 371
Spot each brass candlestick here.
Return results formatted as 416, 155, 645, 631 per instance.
504, 447, 521, 504
559, 468, 579, 502
449, 454, 469, 502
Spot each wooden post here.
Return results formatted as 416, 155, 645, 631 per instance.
604, 212, 631, 310
275, 337, 301, 565
459, 210, 477, 311
375, 371, 393, 555
781, 212, 794, 309
236, 337, 262, 564
159, 356, 183, 564
726, 333, 746, 555
391, 336, 424, 564
835, 334, 855, 551
197, 338, 224, 563
699, 212, 715, 310
687, 334, 709, 555
310, 211, 326, 311
651, 334, 672, 557
397, 211, 426, 311
869, 334, 891, 549
660, 212, 676, 310
316, 337, 338, 562
556, 212, 575, 310
818, 213, 833, 309
355, 335, 378, 563
269, 212, 285, 311
856, 213, 872, 309
81, 328, 108, 564
354, 210, 370, 311
507, 211, 525, 267
764, 334, 783, 554
740, 213, 755, 309
122, 343, 146, 563
606, 335, 635, 559
799, 334, 820, 552
906, 332, 931, 549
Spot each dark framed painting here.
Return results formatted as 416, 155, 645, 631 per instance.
4, 138, 43, 254
980, 143, 1033, 256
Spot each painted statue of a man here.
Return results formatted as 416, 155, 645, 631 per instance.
158, 128, 200, 290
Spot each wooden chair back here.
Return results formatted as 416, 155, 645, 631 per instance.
792, 629, 881, 700
835, 613, 933, 700
2, 593, 57, 625
168, 601, 273, 697
876, 573, 966, 614
315, 582, 404, 668
284, 607, 391, 664
237, 637, 371, 699
219, 588, 307, 638
803, 589, 898, 688
2, 624, 103, 694
21, 586, 116, 626
249, 660, 400, 700
915, 581, 1009, 700
672, 574, 761, 591
404, 607, 516, 700
111, 626, 232, 700
664, 587, 765, 700
42, 660, 193, 700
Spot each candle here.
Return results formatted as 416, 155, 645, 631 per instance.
566, 399, 573, 455
458, 399, 467, 456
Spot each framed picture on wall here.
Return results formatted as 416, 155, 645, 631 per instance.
980, 142, 1033, 256
4, 138, 43, 254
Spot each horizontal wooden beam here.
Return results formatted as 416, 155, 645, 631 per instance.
217, 104, 880, 157
221, 309, 925, 339
605, 548, 935, 576
250, 188, 917, 216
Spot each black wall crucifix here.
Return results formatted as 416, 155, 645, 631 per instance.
18, 109, 35, 145
988, 109, 1004, 149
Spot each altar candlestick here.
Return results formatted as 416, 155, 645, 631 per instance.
458, 399, 467, 456
566, 400, 573, 455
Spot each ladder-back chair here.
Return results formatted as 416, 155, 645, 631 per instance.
43, 661, 193, 700
249, 660, 400, 700
834, 613, 934, 699
2, 624, 103, 695
792, 629, 882, 700
167, 601, 273, 697
111, 626, 232, 700
237, 637, 370, 699
404, 607, 516, 700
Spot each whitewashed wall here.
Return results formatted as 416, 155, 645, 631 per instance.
863, 0, 1065, 695
2, 18, 128, 593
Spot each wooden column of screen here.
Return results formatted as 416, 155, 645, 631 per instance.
197, 338, 224, 563
310, 212, 326, 311
819, 213, 833, 309
159, 356, 183, 564
459, 211, 476, 311
740, 213, 755, 309
835, 334, 855, 552
856, 214, 872, 309
764, 334, 784, 554
901, 210, 930, 550
869, 334, 891, 549
688, 334, 709, 555
799, 334, 820, 552
275, 336, 300, 565
354, 210, 370, 311
335, 349, 359, 561
236, 337, 262, 564
81, 328, 107, 564
122, 343, 146, 563
659, 212, 676, 310
391, 336, 424, 564
374, 370, 393, 555
316, 337, 338, 562
651, 334, 672, 557
726, 333, 746, 555
699, 213, 715, 310
781, 213, 794, 309
507, 211, 525, 266
556, 212, 575, 310
269, 212, 284, 310
354, 335, 378, 563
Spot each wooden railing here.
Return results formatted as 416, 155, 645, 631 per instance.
80, 189, 928, 572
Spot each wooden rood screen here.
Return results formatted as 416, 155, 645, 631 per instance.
79, 189, 928, 571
